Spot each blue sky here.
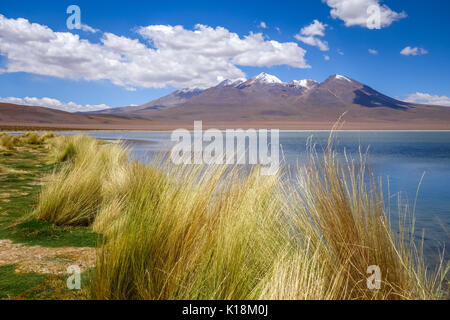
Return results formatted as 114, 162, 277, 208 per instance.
0, 0, 450, 111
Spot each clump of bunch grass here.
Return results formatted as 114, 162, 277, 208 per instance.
45, 135, 85, 163
0, 132, 17, 151
0, 131, 56, 151
34, 134, 449, 300
15, 131, 54, 145
18, 132, 41, 144
258, 141, 448, 300
34, 135, 128, 226
92, 162, 285, 299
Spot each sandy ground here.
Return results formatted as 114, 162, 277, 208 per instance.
0, 239, 95, 274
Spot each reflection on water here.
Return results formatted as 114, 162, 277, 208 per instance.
59, 130, 450, 265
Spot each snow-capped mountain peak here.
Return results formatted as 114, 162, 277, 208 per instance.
289, 79, 318, 89
216, 78, 247, 88
216, 79, 234, 87
231, 79, 246, 86
178, 88, 202, 93
250, 72, 283, 84
334, 74, 352, 82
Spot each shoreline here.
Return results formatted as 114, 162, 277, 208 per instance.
2, 122, 450, 132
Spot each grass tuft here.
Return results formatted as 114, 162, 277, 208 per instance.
0, 133, 16, 151
35, 135, 128, 226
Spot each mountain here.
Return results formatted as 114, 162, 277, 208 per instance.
94, 88, 205, 117
301, 74, 411, 110
215, 79, 246, 88
287, 79, 319, 90
93, 73, 430, 123
2, 73, 450, 130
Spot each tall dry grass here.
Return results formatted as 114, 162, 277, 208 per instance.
91, 163, 287, 299
258, 141, 448, 300
0, 132, 16, 150
33, 134, 449, 300
0, 131, 55, 151
34, 135, 128, 226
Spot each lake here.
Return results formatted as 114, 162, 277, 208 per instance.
59, 130, 450, 265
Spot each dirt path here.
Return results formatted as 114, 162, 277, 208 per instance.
0, 239, 96, 274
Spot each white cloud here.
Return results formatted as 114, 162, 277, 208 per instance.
368, 48, 378, 55
0, 15, 309, 89
300, 20, 327, 37
337, 48, 344, 55
295, 20, 329, 51
404, 92, 450, 107
0, 96, 110, 112
80, 24, 100, 33
323, 0, 406, 29
400, 46, 428, 56
0, 96, 111, 112
259, 21, 267, 29
324, 55, 330, 61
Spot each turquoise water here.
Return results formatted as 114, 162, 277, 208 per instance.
60, 130, 450, 264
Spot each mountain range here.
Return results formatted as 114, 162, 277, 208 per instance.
1, 73, 450, 130
92, 73, 450, 125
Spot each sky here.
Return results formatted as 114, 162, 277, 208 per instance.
0, 0, 450, 111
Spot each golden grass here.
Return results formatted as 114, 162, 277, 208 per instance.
0, 132, 16, 151
32, 134, 449, 300
34, 135, 128, 226
0, 164, 26, 175
0, 131, 56, 151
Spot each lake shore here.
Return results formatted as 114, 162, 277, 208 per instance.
2, 120, 450, 132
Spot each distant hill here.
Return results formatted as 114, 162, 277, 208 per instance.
0, 103, 158, 130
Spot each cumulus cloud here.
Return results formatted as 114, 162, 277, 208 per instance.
0, 96, 110, 112
368, 48, 378, 55
259, 21, 267, 29
323, 0, 406, 29
404, 93, 450, 107
295, 20, 329, 51
400, 46, 428, 56
0, 15, 309, 89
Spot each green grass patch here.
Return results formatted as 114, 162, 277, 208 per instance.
0, 219, 99, 248
14, 268, 94, 300
0, 137, 99, 248
0, 264, 49, 300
